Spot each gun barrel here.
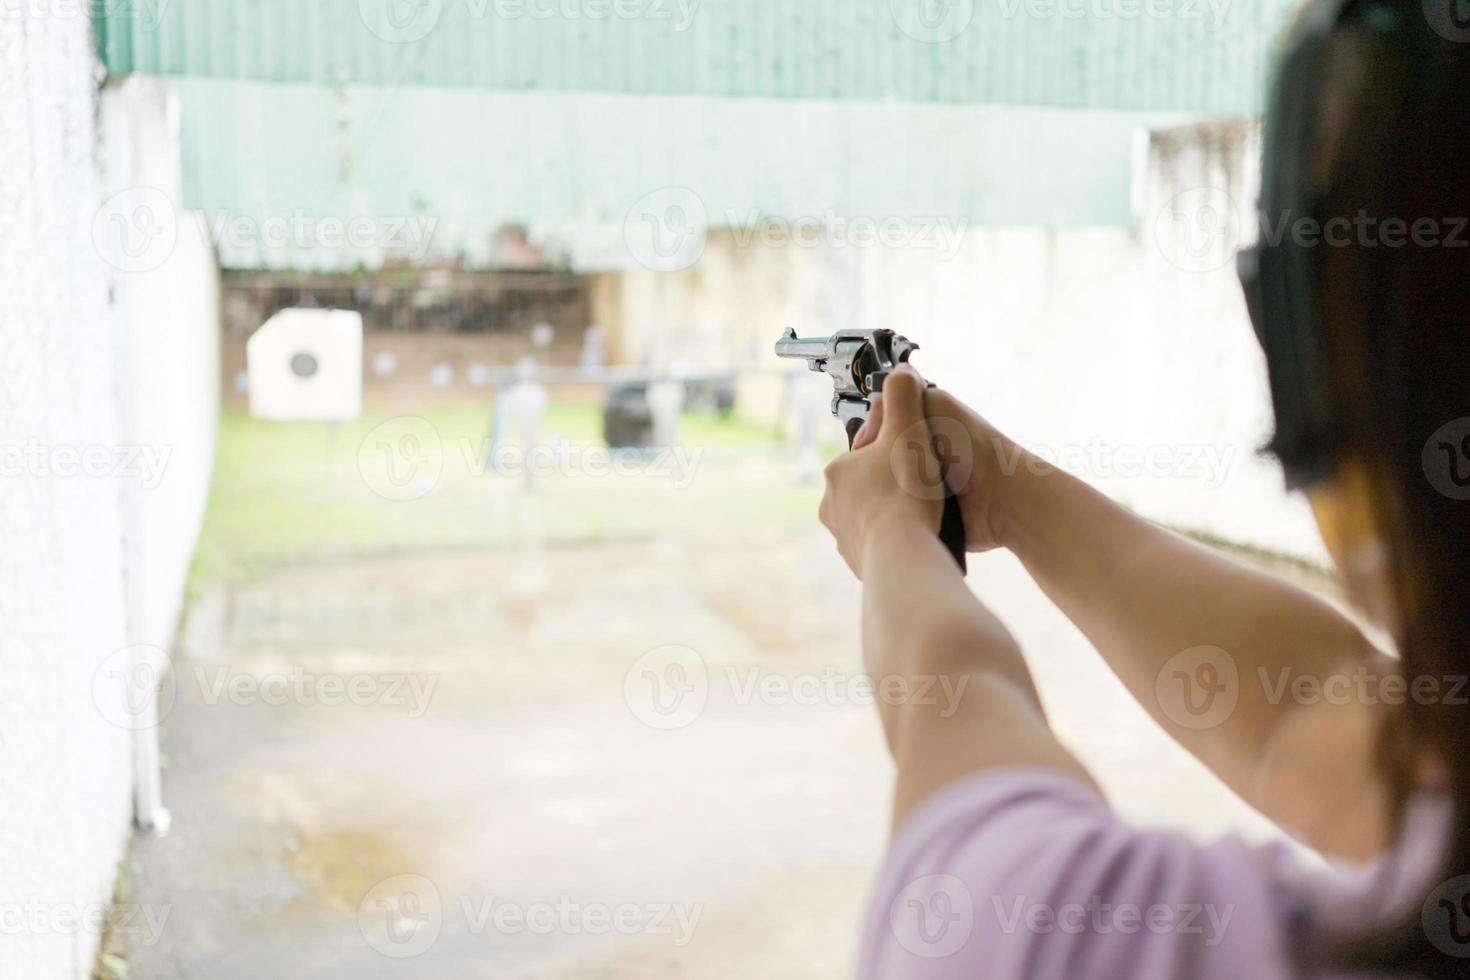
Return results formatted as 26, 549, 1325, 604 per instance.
772, 328, 832, 361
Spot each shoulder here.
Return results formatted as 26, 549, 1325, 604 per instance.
859, 769, 1310, 980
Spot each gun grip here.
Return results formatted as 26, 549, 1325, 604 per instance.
846, 413, 968, 575
940, 490, 968, 574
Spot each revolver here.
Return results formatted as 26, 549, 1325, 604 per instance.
775, 327, 967, 573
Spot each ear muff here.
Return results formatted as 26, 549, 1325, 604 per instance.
1239, 0, 1353, 490
1240, 0, 1412, 490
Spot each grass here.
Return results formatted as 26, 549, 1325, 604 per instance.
188, 403, 825, 590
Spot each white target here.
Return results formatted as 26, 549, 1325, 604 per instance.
247, 308, 364, 421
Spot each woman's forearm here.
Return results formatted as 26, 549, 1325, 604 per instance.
860, 518, 1036, 706
989, 441, 1380, 802
860, 517, 1095, 827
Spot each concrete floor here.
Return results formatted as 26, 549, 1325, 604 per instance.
121, 521, 1287, 979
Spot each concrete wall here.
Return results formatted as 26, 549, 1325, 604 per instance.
0, 11, 137, 979
102, 77, 221, 653
600, 119, 1322, 559
0, 11, 219, 979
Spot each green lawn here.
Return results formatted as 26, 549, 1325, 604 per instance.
188, 404, 826, 590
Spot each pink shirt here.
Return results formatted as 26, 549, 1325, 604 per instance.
858, 769, 1452, 979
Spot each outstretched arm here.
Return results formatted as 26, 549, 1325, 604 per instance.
858, 518, 1099, 829
819, 367, 1096, 830
924, 388, 1394, 857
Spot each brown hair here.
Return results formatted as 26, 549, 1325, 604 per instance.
1303, 1, 1470, 973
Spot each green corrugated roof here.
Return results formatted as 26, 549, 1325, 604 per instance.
102, 1, 1298, 268
174, 78, 1186, 269
99, 0, 1298, 115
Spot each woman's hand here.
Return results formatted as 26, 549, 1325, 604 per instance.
818, 365, 943, 579
849, 381, 1021, 554
921, 388, 1013, 553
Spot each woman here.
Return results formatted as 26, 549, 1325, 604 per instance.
818, 1, 1469, 976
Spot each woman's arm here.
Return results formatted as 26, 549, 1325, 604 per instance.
924, 388, 1394, 856
858, 517, 1099, 829
819, 367, 1095, 830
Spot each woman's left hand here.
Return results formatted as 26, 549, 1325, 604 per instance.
818, 364, 944, 579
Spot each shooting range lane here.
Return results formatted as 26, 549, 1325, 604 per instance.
120, 530, 888, 979
117, 526, 1287, 979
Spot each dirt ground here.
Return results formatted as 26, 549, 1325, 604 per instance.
119, 449, 1296, 979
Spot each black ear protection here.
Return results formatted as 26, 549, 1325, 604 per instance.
1236, 0, 1411, 489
